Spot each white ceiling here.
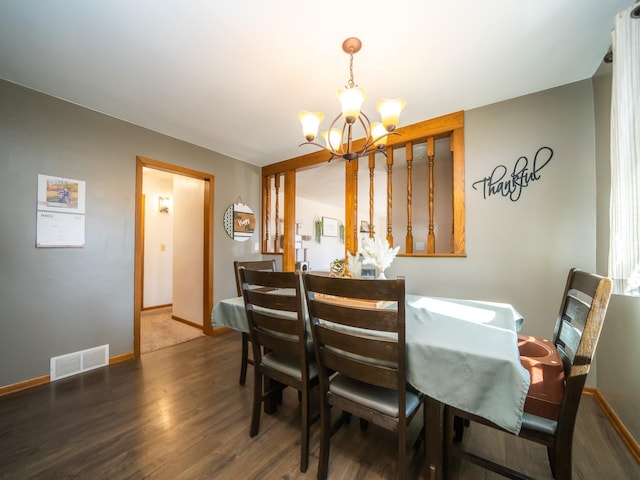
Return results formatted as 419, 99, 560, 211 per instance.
0, 1, 631, 167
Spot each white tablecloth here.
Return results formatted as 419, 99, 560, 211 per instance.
404, 295, 529, 434
212, 295, 250, 332
211, 294, 530, 434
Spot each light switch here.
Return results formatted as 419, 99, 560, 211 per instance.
415, 241, 425, 251
160, 243, 166, 251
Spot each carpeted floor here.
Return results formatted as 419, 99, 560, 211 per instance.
141, 306, 205, 354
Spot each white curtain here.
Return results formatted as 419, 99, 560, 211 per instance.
609, 4, 640, 296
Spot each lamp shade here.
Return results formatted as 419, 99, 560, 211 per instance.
298, 111, 324, 142
371, 122, 388, 149
377, 98, 406, 131
321, 128, 343, 152
337, 87, 366, 124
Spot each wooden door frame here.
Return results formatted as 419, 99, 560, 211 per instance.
134, 156, 215, 357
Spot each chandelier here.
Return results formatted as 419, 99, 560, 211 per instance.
298, 37, 406, 162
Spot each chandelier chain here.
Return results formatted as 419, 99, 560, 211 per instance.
347, 52, 355, 89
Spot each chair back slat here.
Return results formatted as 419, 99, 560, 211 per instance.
249, 309, 300, 337
234, 260, 277, 295
254, 330, 301, 357
311, 300, 399, 332
245, 288, 299, 313
315, 323, 398, 364
320, 346, 399, 390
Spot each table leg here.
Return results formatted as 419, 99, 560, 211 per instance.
264, 377, 276, 414
425, 396, 445, 480
263, 378, 285, 415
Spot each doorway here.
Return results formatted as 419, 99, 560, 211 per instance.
134, 156, 215, 358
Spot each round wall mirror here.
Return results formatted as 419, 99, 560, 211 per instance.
223, 202, 255, 242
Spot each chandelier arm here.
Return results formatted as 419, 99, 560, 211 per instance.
326, 113, 345, 154
360, 131, 401, 159
370, 131, 401, 148
356, 112, 374, 152
341, 121, 350, 155
298, 140, 341, 158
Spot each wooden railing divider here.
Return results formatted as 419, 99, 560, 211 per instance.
260, 111, 466, 264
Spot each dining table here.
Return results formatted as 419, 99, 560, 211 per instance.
212, 290, 530, 480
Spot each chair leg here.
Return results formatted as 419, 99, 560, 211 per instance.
443, 406, 455, 478
453, 415, 465, 442
300, 387, 310, 473
549, 441, 572, 480
317, 398, 331, 480
250, 369, 262, 437
239, 332, 250, 385
397, 423, 407, 480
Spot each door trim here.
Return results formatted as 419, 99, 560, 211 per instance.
134, 156, 215, 357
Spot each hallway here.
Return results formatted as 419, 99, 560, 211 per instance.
140, 307, 203, 353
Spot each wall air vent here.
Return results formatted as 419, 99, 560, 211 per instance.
50, 344, 109, 381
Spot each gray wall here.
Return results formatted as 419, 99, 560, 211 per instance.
0, 79, 261, 387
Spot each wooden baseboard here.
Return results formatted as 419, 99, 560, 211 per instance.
212, 326, 231, 336
1, 352, 135, 398
0, 375, 50, 397
585, 387, 640, 464
109, 352, 135, 364
142, 303, 172, 311
171, 315, 202, 330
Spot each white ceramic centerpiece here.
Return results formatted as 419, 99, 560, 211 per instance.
350, 237, 399, 279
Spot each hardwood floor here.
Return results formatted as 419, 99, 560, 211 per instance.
0, 331, 638, 479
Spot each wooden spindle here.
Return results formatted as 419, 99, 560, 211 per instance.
451, 128, 465, 254
263, 175, 271, 252
368, 153, 375, 239
345, 158, 359, 255
386, 147, 394, 246
274, 174, 280, 253
427, 137, 435, 253
405, 141, 413, 253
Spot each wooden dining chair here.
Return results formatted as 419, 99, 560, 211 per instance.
303, 273, 424, 480
233, 259, 277, 385
444, 268, 613, 480
239, 268, 318, 473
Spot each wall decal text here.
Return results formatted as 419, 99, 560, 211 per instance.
472, 146, 553, 202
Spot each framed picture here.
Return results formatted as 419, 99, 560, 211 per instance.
360, 266, 378, 279
360, 220, 372, 233
323, 217, 338, 237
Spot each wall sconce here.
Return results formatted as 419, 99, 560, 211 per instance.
158, 196, 171, 214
